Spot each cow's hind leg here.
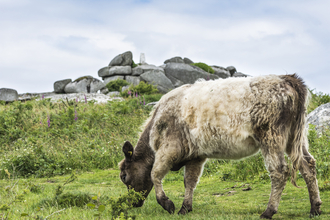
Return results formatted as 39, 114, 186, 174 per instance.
178, 158, 206, 215
299, 147, 322, 217
260, 149, 289, 219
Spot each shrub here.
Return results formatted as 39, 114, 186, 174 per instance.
121, 81, 158, 97
308, 89, 330, 113
191, 62, 215, 74
106, 79, 130, 92
108, 188, 144, 220
131, 60, 138, 68
308, 124, 330, 180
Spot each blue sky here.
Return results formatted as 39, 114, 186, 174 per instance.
1, 0, 329, 94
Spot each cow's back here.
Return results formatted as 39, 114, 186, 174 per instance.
148, 75, 293, 159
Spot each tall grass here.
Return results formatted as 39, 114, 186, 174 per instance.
0, 95, 160, 178
0, 89, 329, 181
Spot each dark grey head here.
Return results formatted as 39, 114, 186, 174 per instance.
119, 141, 154, 207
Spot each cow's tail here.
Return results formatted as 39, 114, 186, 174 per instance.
283, 74, 310, 187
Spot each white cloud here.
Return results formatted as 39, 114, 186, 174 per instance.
0, 0, 329, 94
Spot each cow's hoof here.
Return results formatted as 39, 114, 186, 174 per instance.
164, 199, 175, 214
260, 209, 276, 219
310, 201, 322, 217
157, 196, 175, 214
178, 206, 192, 215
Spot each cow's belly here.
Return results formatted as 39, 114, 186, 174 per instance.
199, 136, 260, 160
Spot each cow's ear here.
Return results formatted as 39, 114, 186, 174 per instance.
123, 141, 134, 161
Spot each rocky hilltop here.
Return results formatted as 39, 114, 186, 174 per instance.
1, 51, 248, 102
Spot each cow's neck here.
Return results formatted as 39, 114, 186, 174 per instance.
133, 130, 155, 168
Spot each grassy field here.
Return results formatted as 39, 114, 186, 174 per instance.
0, 89, 329, 219
0, 169, 329, 219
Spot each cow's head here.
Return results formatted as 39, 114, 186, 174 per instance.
119, 141, 154, 207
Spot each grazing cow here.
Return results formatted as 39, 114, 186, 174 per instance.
119, 74, 322, 219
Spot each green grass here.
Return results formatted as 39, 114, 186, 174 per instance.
0, 88, 329, 219
190, 62, 215, 74
0, 96, 156, 178
0, 170, 329, 219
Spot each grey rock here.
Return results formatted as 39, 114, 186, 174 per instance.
211, 66, 230, 79
0, 88, 18, 102
108, 91, 120, 97
307, 103, 330, 133
109, 66, 132, 75
132, 64, 164, 76
226, 66, 237, 77
164, 63, 219, 87
100, 88, 109, 94
73, 75, 94, 82
90, 78, 106, 93
183, 57, 194, 64
140, 70, 175, 94
54, 79, 72, 93
103, 75, 125, 85
109, 51, 133, 66
164, 56, 184, 64
132, 67, 143, 76
98, 66, 110, 78
126, 76, 140, 86
233, 72, 248, 78
64, 76, 95, 94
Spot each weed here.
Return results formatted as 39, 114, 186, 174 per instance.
108, 188, 144, 220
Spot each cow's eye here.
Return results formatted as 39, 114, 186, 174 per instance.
121, 174, 127, 182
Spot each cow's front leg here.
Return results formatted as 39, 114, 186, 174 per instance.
151, 151, 176, 214
178, 158, 206, 215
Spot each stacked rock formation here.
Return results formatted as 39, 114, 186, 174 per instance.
95, 52, 248, 94
50, 51, 248, 96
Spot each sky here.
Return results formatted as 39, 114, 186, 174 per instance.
0, 0, 329, 94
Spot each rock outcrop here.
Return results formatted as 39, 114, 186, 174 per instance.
164, 63, 219, 87
54, 79, 72, 93
64, 76, 105, 94
50, 51, 248, 97
140, 70, 175, 93
307, 103, 330, 132
109, 51, 133, 67
164, 56, 185, 64
0, 88, 18, 102
211, 66, 230, 79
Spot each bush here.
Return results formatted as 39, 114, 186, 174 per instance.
308, 124, 330, 180
121, 81, 158, 97
131, 60, 138, 68
308, 89, 330, 113
191, 62, 215, 74
106, 79, 130, 92
0, 98, 151, 178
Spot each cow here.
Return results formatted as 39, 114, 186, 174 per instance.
119, 74, 322, 219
